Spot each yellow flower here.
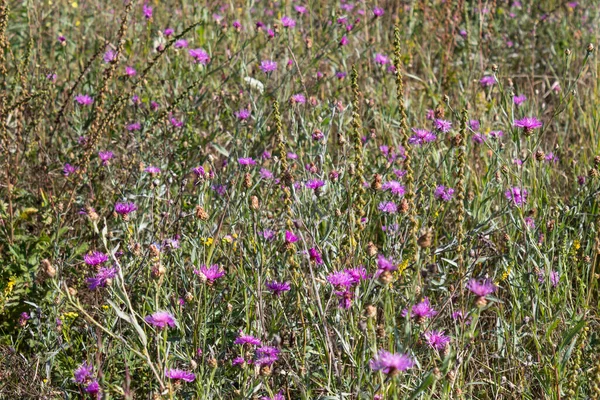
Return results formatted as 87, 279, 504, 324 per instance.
62, 312, 79, 320
573, 240, 581, 251
395, 259, 409, 277
5, 277, 16, 294
501, 267, 511, 281
102, 304, 109, 310
201, 237, 214, 246
75, 20, 80, 27
71, 1, 78, 8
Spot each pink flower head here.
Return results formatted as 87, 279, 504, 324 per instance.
505, 186, 528, 206
306, 179, 325, 192
513, 94, 527, 106
266, 280, 291, 295
235, 109, 251, 120
434, 119, 452, 133
163, 28, 174, 36
145, 311, 176, 329
403, 297, 438, 320
115, 202, 137, 215
261, 392, 285, 400
74, 361, 93, 384
260, 60, 277, 73
189, 48, 210, 65
84, 381, 100, 394
308, 248, 323, 265
87, 266, 118, 290
480, 75, 497, 87
234, 332, 262, 346
84, 251, 108, 266
378, 201, 397, 214
409, 128, 437, 145
144, 166, 161, 174
174, 39, 188, 49
514, 117, 542, 133
537, 270, 560, 287
75, 94, 94, 105
63, 163, 78, 176
334, 289, 354, 309
327, 271, 355, 288
377, 255, 397, 272
434, 185, 455, 202
374, 53, 389, 65
370, 350, 414, 375
381, 181, 405, 196
142, 2, 153, 20
127, 122, 141, 131
238, 157, 256, 166
255, 346, 280, 366
466, 278, 497, 297
423, 330, 451, 350
291, 93, 306, 104
194, 264, 226, 284
165, 369, 195, 382
373, 6, 384, 17
281, 16, 296, 28
294, 5, 307, 14
98, 151, 114, 165
339, 36, 349, 46
285, 230, 299, 243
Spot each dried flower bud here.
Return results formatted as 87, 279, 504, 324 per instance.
491, 64, 498, 72
207, 358, 218, 368
589, 168, 599, 178
594, 155, 600, 166
587, 43, 595, 53
244, 172, 252, 189
195, 205, 209, 220
565, 48, 572, 56
371, 174, 382, 190
399, 198, 409, 213
366, 241, 378, 256
41, 259, 56, 278
185, 292, 194, 302
434, 105, 445, 119
250, 195, 259, 210
535, 150, 545, 161
417, 229, 433, 248
364, 304, 377, 318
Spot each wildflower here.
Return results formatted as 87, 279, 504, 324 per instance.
103, 48, 116, 63
347, 266, 369, 283
285, 230, 299, 243
75, 94, 93, 105
194, 264, 226, 284
339, 36, 349, 46
174, 39, 188, 49
87, 267, 118, 290
308, 248, 323, 265
164, 28, 174, 36
434, 119, 452, 133
165, 369, 195, 382
409, 128, 436, 145
114, 202, 137, 216
505, 186, 528, 206
306, 179, 325, 193
17, 312, 30, 327
260, 60, 277, 73
84, 381, 100, 395
287, 152, 298, 159
334, 289, 353, 309
281, 16, 296, 28
232, 357, 245, 367
74, 362, 93, 383
143, 2, 152, 20
260, 230, 276, 241
434, 185, 455, 202
255, 346, 280, 366
402, 297, 438, 321
467, 278, 497, 307
144, 166, 161, 174
373, 6, 384, 17
84, 251, 108, 266
170, 117, 183, 127
291, 93, 306, 104
232, 20, 241, 30
377, 255, 397, 272
327, 271, 355, 288
238, 157, 256, 166
234, 332, 262, 346
489, 130, 503, 139
98, 151, 114, 165
144, 311, 176, 329
294, 5, 307, 14
63, 163, 77, 176
524, 217, 535, 229
336, 71, 347, 79
370, 350, 414, 375
513, 94, 527, 106
189, 48, 210, 64
58, 35, 66, 44
127, 122, 141, 131
423, 330, 451, 350
266, 281, 291, 296
538, 270, 559, 287
514, 117, 542, 134
469, 120, 480, 131
260, 168, 274, 180
261, 392, 285, 400
378, 201, 397, 214
374, 53, 389, 65
235, 109, 251, 120
472, 133, 486, 144
545, 152, 559, 163
479, 76, 496, 87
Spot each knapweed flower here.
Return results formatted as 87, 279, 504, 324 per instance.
234, 332, 262, 346
373, 6, 384, 17
346, 266, 369, 283
74, 362, 93, 383
75, 94, 93, 105
103, 48, 116, 63
145, 311, 176, 329
261, 392, 285, 400
266, 280, 291, 296
538, 270, 559, 287
63, 163, 77, 176
377, 255, 397, 272
514, 117, 542, 134
423, 330, 451, 350
308, 248, 323, 265
144, 166, 161, 174
84, 381, 100, 395
235, 109, 251, 120
480, 75, 496, 87
381, 181, 405, 197
127, 122, 141, 131
290, 93, 306, 104
409, 128, 436, 145
306, 179, 325, 193
469, 120, 480, 131
281, 16, 296, 28
17, 312, 30, 327
434, 185, 455, 202
238, 157, 256, 166
336, 71, 347, 79
334, 289, 353, 309
260, 168, 274, 180
374, 53, 389, 65
513, 94, 527, 106
467, 278, 497, 307
114, 202, 137, 216
489, 130, 503, 139
295, 5, 307, 14
255, 346, 280, 366
378, 201, 397, 214
403, 297, 438, 321
327, 271, 355, 288
505, 186, 528, 206
174, 39, 188, 49
370, 350, 414, 375
194, 264, 226, 284
232, 357, 245, 367
98, 151, 114, 165
84, 251, 108, 266
87, 267, 117, 290
434, 119, 452, 133
164, 28, 174, 36
472, 133, 486, 144
285, 230, 299, 243
189, 48, 210, 64
142, 2, 152, 20
165, 369, 195, 382
260, 60, 277, 73
339, 35, 349, 46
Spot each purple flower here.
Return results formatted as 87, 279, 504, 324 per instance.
84, 251, 108, 266
281, 16, 296, 28
370, 350, 414, 375
127, 122, 141, 131
295, 5, 307, 14
194, 264, 226, 284
174, 39, 188, 49
144, 166, 161, 174
434, 119, 452, 133
232, 357, 245, 367
339, 36, 349, 46
472, 133, 486, 144
103, 48, 116, 63
409, 128, 437, 146
327, 271, 355, 288
234, 332, 262, 346
261, 392, 285, 400
378, 201, 397, 214
373, 6, 384, 17
260, 230, 276, 241
145, 311, 176, 329
75, 94, 94, 106
513, 94, 527, 106
374, 53, 389, 65
74, 362, 93, 384
235, 109, 251, 120
192, 166, 207, 178
165, 369, 195, 382
266, 280, 291, 295
114, 202, 137, 215
87, 267, 118, 290
260, 168, 274, 180
189, 48, 210, 64
377, 255, 397, 272
260, 60, 277, 73
423, 330, 451, 350
143, 2, 153, 20
505, 186, 528, 206
291, 93, 306, 104
480, 76, 497, 87
514, 117, 542, 133
232, 20, 241, 30
434, 185, 455, 202
469, 120, 480, 131
306, 179, 325, 192
308, 248, 323, 265
285, 230, 299, 243
336, 71, 347, 79
403, 297, 438, 320
238, 157, 256, 166
98, 151, 114, 165
63, 163, 78, 176
164, 28, 174, 36
170, 117, 183, 127
538, 270, 559, 287
466, 278, 497, 297
334, 289, 353, 309
489, 130, 503, 139
84, 381, 100, 394
255, 346, 280, 366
